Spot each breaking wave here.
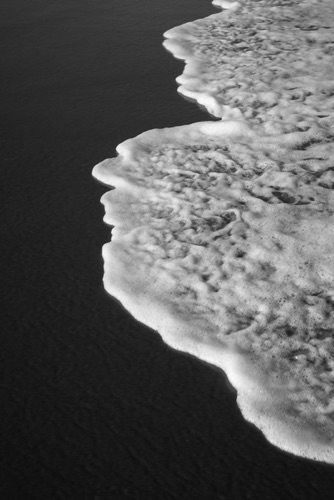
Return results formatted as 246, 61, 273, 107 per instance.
93, 0, 334, 463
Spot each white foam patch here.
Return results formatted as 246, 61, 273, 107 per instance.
93, 0, 334, 463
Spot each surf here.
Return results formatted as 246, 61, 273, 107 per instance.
93, 0, 334, 463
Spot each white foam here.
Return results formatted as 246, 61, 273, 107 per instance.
93, 0, 334, 463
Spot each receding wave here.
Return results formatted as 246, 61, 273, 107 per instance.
93, 0, 334, 463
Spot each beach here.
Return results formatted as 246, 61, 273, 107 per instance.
2, 0, 334, 497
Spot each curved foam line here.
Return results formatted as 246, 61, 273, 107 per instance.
93, 0, 334, 463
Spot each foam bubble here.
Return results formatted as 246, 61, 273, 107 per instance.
93, 0, 334, 463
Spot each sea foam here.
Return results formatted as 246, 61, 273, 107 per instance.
93, 0, 334, 462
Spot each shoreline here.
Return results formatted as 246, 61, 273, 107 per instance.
94, 0, 334, 464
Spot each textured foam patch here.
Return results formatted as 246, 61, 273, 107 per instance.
93, 0, 334, 463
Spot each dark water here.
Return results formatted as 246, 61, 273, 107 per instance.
2, 0, 334, 498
